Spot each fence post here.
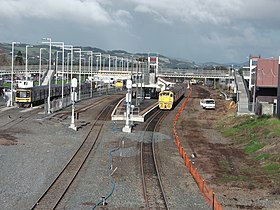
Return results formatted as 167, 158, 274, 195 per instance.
212, 192, 215, 210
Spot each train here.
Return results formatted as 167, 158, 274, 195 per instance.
114, 79, 124, 89
15, 82, 92, 107
15, 84, 71, 107
158, 83, 186, 110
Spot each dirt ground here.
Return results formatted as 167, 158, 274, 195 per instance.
177, 85, 280, 210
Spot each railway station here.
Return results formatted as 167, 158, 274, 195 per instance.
1, 41, 279, 210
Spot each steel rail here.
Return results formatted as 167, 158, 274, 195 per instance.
140, 109, 169, 210
30, 97, 120, 210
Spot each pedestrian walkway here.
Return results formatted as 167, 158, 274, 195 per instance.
235, 73, 254, 115
42, 70, 54, 85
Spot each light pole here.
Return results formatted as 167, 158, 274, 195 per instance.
39, 48, 46, 86
89, 55, 93, 97
42, 39, 66, 105
108, 54, 111, 71
66, 52, 71, 84
110, 56, 117, 71
94, 52, 102, 71
42, 37, 52, 78
25, 44, 33, 80
64, 45, 74, 81
55, 50, 61, 84
126, 58, 129, 71
42, 38, 52, 114
102, 54, 109, 71
51, 42, 65, 105
10, 41, 20, 107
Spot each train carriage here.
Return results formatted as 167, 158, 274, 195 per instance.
158, 84, 186, 110
15, 84, 71, 107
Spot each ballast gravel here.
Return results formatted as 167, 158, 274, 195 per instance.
0, 97, 210, 210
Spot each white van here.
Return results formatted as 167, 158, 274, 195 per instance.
200, 99, 215, 109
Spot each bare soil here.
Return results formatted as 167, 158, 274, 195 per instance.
177, 85, 280, 210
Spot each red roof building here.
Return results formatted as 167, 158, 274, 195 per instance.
256, 58, 278, 87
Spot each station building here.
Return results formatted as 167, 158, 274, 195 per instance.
248, 56, 279, 115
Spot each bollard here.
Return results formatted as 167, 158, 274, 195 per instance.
101, 196, 107, 206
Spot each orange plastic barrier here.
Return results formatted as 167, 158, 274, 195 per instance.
173, 87, 223, 210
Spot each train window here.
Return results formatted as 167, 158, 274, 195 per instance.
170, 93, 173, 97
17, 91, 30, 98
26, 91, 30, 98
161, 92, 169, 96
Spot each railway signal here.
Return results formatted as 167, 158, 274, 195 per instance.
69, 78, 77, 131
122, 79, 132, 133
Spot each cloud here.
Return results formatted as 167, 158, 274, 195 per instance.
1, 0, 280, 63
130, 0, 241, 25
0, 0, 132, 26
127, 0, 280, 29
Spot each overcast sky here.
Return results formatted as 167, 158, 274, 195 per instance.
1, 0, 280, 63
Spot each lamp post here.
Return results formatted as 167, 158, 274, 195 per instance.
94, 52, 102, 71
42, 38, 52, 114
51, 42, 65, 105
42, 37, 52, 77
109, 56, 117, 71
66, 52, 71, 84
10, 41, 20, 107
25, 44, 33, 80
108, 54, 111, 71
102, 54, 110, 71
55, 50, 61, 84
39, 48, 46, 86
42, 39, 65, 105
89, 55, 93, 97
64, 45, 74, 81
126, 58, 129, 71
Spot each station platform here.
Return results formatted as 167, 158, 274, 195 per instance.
111, 98, 158, 122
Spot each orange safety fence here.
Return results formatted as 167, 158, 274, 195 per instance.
173, 86, 223, 210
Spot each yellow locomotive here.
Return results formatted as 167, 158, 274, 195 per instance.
114, 79, 123, 89
158, 84, 186, 110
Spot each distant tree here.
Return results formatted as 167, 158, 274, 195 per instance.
137, 57, 148, 62
15, 51, 24, 65
0, 49, 9, 65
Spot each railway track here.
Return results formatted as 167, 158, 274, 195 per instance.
48, 96, 113, 122
140, 109, 170, 210
0, 107, 41, 130
30, 97, 120, 210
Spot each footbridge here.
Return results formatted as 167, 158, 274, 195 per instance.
0, 65, 233, 80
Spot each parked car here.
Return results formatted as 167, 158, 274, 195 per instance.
200, 98, 215, 109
